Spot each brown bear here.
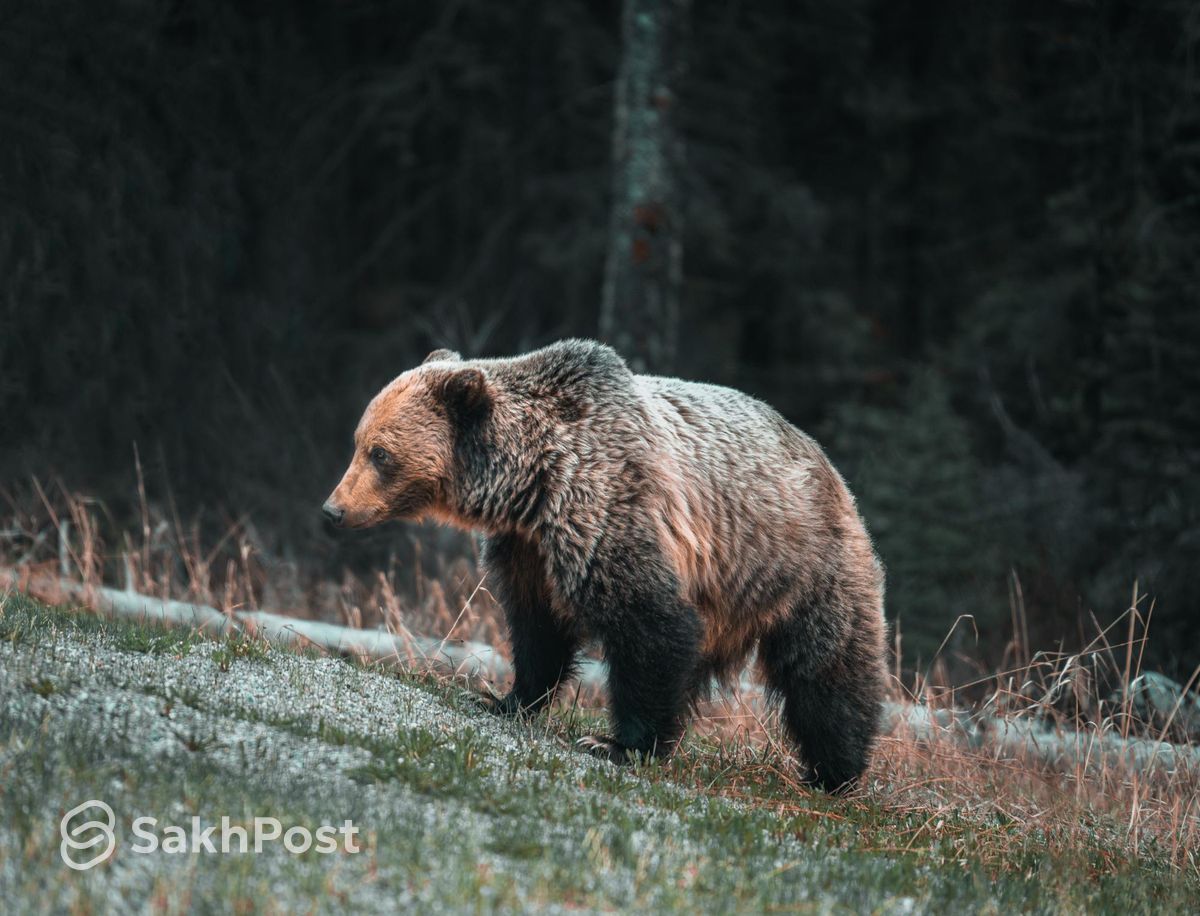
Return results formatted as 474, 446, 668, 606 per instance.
323, 339, 887, 791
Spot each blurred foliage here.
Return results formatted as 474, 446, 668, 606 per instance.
830, 370, 1003, 658
1, 0, 1198, 674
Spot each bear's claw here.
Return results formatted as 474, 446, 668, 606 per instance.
575, 734, 635, 764
476, 692, 523, 717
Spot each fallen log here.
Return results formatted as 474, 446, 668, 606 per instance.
0, 567, 514, 677
3, 567, 1197, 776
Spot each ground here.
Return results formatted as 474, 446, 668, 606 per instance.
0, 593, 1194, 914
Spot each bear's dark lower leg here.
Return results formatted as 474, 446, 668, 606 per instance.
760, 609, 885, 792
493, 604, 579, 715
483, 534, 579, 716
579, 595, 702, 763
769, 667, 880, 791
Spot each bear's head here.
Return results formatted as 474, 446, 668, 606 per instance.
322, 349, 490, 529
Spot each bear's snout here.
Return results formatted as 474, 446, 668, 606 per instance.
322, 500, 346, 527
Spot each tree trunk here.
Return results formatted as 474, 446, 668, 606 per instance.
599, 0, 688, 374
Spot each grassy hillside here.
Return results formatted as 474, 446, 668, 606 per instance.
0, 593, 1195, 913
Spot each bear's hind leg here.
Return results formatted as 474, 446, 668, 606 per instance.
759, 602, 885, 792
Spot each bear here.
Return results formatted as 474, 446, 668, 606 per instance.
323, 339, 888, 791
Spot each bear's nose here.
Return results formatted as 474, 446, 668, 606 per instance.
322, 501, 345, 527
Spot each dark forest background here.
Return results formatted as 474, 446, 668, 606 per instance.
2, 0, 1199, 678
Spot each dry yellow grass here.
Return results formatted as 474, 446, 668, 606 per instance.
4, 478, 1198, 882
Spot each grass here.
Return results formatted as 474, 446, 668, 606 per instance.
1, 592, 1197, 913
0, 593, 203, 656
211, 631, 272, 671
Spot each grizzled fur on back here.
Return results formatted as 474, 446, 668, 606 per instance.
326, 339, 889, 790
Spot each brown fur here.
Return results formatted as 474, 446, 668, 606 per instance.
325, 340, 888, 789
328, 369, 456, 529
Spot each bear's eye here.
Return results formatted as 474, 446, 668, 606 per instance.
369, 446, 390, 468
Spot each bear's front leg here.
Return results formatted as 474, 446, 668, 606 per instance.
482, 534, 580, 716
482, 604, 579, 716
575, 561, 702, 763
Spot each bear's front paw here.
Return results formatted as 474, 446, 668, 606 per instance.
476, 692, 524, 717
575, 734, 636, 764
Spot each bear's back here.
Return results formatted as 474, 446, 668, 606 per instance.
626, 373, 867, 646
633, 373, 826, 500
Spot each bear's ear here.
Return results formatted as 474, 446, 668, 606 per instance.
423, 348, 462, 364
437, 367, 490, 414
